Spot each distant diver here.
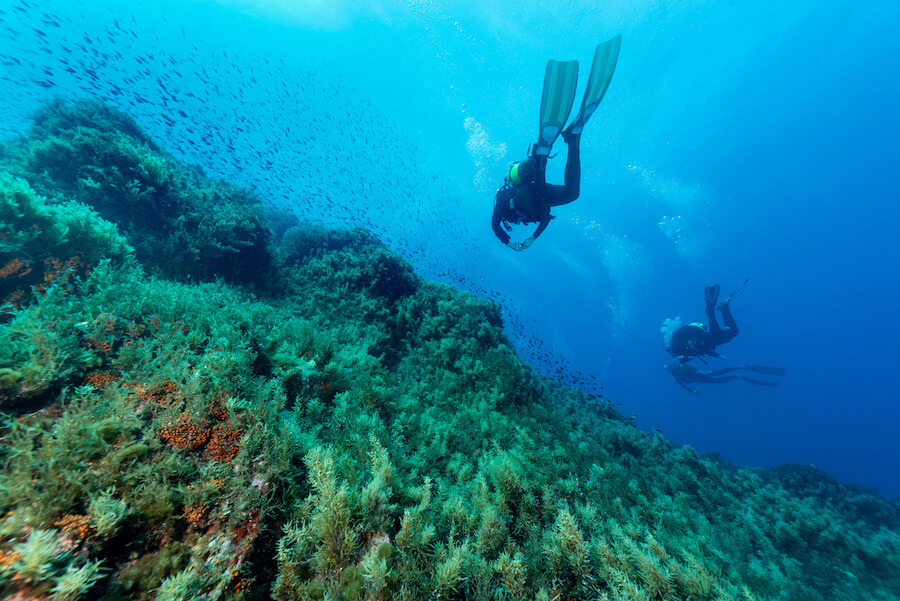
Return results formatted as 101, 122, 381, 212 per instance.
492, 35, 621, 251
664, 362, 786, 394
664, 279, 749, 362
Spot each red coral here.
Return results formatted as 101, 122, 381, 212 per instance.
207, 392, 230, 422
159, 412, 211, 450
183, 505, 207, 524
206, 422, 244, 462
139, 380, 185, 407
0, 257, 32, 279
34, 253, 90, 295
82, 371, 120, 390
55, 513, 93, 541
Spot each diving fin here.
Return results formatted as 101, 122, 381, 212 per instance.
565, 34, 621, 136
718, 278, 749, 309
738, 375, 779, 387
534, 59, 579, 157
745, 365, 786, 376
704, 284, 720, 306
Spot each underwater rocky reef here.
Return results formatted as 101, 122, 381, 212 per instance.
0, 100, 898, 601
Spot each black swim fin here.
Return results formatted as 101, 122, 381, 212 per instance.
745, 365, 786, 376
704, 284, 720, 306
718, 278, 749, 310
739, 375, 779, 387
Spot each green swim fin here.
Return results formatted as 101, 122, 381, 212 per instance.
534, 59, 579, 156
704, 284, 720, 306
565, 34, 621, 136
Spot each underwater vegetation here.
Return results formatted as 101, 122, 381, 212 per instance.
0, 100, 273, 286
0, 100, 898, 601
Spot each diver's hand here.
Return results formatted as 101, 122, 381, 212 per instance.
520, 236, 536, 250
506, 241, 523, 251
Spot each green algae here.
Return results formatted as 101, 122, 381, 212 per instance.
115, 443, 149, 463
0, 100, 896, 601
0, 99, 271, 286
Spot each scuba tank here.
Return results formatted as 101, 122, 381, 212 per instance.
505, 155, 538, 186
498, 147, 545, 230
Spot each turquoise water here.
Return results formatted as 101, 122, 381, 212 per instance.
2, 0, 898, 497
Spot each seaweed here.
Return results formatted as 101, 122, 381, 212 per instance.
0, 100, 273, 286
0, 100, 897, 601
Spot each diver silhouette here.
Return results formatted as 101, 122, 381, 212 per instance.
664, 362, 786, 394
492, 36, 621, 250
491, 130, 581, 250
664, 280, 749, 362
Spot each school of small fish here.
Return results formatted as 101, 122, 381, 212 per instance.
0, 0, 604, 400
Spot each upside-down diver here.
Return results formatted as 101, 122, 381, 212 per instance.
492, 35, 621, 251
664, 279, 749, 362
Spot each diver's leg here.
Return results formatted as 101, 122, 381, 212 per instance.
533, 153, 548, 187
720, 303, 738, 330
547, 133, 581, 207
562, 133, 581, 200
706, 300, 723, 337
708, 366, 745, 376
717, 303, 739, 343
738, 375, 779, 386
701, 375, 740, 384
746, 365, 786, 376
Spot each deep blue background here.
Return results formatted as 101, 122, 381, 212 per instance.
2, 0, 898, 496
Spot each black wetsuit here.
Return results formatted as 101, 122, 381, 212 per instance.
666, 363, 781, 393
491, 135, 581, 244
668, 300, 739, 361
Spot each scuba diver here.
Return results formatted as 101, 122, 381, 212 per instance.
492, 35, 621, 251
664, 279, 749, 362
664, 362, 786, 394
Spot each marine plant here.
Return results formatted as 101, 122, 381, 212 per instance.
0, 100, 897, 601
0, 99, 273, 286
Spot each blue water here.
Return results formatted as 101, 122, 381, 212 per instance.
2, 0, 899, 497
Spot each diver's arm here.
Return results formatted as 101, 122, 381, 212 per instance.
517, 226, 544, 251
491, 203, 510, 245
526, 191, 553, 245
671, 373, 699, 394
529, 217, 551, 242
